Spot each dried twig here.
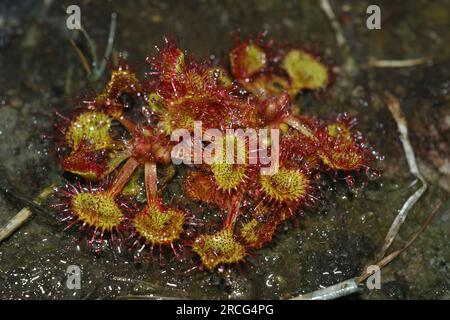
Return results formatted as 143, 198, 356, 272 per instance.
69, 39, 92, 75
358, 201, 442, 283
290, 278, 362, 300
319, 0, 347, 51
379, 92, 428, 258
319, 1, 432, 73
290, 201, 441, 300
95, 12, 117, 80
0, 183, 56, 243
70, 12, 117, 81
367, 57, 433, 69
319, 0, 357, 74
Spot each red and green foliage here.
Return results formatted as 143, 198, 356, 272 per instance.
52, 36, 379, 270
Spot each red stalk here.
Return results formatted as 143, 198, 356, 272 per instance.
118, 116, 137, 133
144, 162, 158, 203
223, 194, 242, 229
108, 157, 139, 197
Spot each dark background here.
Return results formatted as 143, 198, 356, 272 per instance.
0, 0, 448, 299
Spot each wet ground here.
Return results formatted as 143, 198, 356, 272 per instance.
0, 0, 449, 299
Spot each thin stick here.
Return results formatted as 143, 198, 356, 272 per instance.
80, 26, 99, 72
0, 183, 56, 243
70, 12, 117, 81
319, 0, 347, 50
69, 39, 92, 75
95, 12, 117, 80
223, 194, 242, 229
291, 201, 441, 300
291, 278, 361, 300
319, 0, 357, 74
367, 57, 432, 69
358, 201, 442, 283
379, 92, 428, 258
